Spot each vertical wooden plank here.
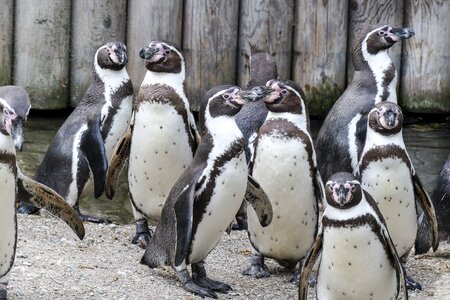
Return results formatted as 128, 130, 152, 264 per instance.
14, 0, 71, 109
183, 0, 240, 111
237, 0, 295, 87
401, 0, 450, 113
347, 0, 404, 83
293, 0, 349, 117
127, 0, 183, 91
0, 0, 14, 85
70, 0, 127, 107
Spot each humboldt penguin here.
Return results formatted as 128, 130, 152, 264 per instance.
233, 46, 278, 230
0, 98, 85, 300
140, 85, 273, 299
299, 172, 408, 300
430, 154, 450, 241
243, 80, 324, 280
18, 41, 133, 222
315, 25, 414, 181
0, 85, 31, 151
354, 101, 439, 290
105, 41, 199, 247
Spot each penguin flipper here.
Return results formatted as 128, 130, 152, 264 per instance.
413, 174, 439, 252
314, 168, 326, 209
299, 228, 323, 300
105, 112, 134, 199
80, 113, 108, 198
244, 175, 273, 227
17, 168, 85, 240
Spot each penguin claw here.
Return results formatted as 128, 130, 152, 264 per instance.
193, 276, 232, 293
242, 264, 270, 278
406, 276, 423, 291
289, 271, 300, 286
183, 281, 218, 299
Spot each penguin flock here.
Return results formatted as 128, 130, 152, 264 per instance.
1, 23, 447, 299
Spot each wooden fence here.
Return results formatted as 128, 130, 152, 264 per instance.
0, 0, 448, 116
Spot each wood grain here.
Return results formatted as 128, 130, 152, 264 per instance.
293, 0, 349, 117
0, 0, 13, 85
14, 0, 71, 109
70, 0, 127, 107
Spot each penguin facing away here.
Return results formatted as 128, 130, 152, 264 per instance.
354, 101, 438, 289
299, 172, 408, 300
0, 86, 31, 151
430, 154, 450, 241
243, 80, 324, 279
105, 41, 199, 247
18, 42, 133, 223
140, 85, 273, 299
0, 98, 85, 300
315, 25, 414, 182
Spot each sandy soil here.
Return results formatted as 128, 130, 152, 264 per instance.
6, 212, 450, 300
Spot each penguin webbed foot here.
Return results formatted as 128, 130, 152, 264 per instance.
231, 218, 248, 231
192, 263, 232, 293
242, 253, 270, 278
0, 283, 7, 300
17, 201, 40, 215
405, 275, 423, 291
177, 269, 218, 299
289, 270, 300, 286
131, 219, 152, 249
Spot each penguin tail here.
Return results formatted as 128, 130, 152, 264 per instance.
140, 242, 168, 269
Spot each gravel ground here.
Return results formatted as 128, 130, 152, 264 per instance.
7, 212, 450, 300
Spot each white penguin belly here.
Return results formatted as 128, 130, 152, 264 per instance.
189, 154, 247, 264
103, 96, 132, 161
0, 164, 16, 283
129, 102, 193, 222
360, 158, 417, 257
317, 225, 398, 300
249, 136, 317, 261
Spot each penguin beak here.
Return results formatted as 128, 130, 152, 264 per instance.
384, 110, 397, 128
139, 44, 166, 63
390, 27, 415, 41
11, 118, 24, 151
337, 185, 347, 206
238, 86, 274, 103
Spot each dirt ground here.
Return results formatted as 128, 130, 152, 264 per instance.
5, 212, 450, 300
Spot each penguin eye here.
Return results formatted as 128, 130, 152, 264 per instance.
223, 94, 230, 100
379, 31, 385, 36
165, 50, 171, 55
281, 89, 288, 95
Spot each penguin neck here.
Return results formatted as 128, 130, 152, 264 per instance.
205, 114, 243, 147
94, 66, 130, 93
324, 196, 372, 221
0, 133, 16, 155
353, 45, 398, 104
363, 127, 405, 153
142, 65, 186, 93
266, 111, 308, 131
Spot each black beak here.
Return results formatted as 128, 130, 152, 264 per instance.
337, 185, 347, 206
238, 86, 274, 102
391, 27, 415, 39
139, 46, 158, 60
384, 110, 396, 127
11, 118, 24, 151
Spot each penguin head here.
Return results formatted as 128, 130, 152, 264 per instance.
325, 172, 363, 209
95, 42, 128, 71
368, 101, 403, 135
262, 80, 307, 114
140, 41, 183, 74
352, 25, 414, 70
0, 98, 17, 136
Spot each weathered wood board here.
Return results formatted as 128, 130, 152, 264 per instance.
0, 0, 14, 85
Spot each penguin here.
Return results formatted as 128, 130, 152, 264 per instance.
0, 98, 85, 300
242, 80, 324, 280
299, 172, 408, 300
0, 85, 31, 151
18, 41, 133, 223
140, 85, 273, 299
430, 154, 450, 241
233, 46, 278, 230
354, 101, 439, 290
105, 41, 199, 247
315, 25, 415, 182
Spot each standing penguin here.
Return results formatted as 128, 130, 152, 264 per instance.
242, 80, 324, 280
354, 101, 438, 289
105, 41, 199, 246
0, 85, 31, 151
299, 172, 408, 300
431, 154, 450, 241
0, 98, 85, 300
140, 85, 273, 299
18, 42, 133, 222
315, 25, 414, 181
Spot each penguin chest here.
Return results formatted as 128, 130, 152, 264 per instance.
317, 225, 398, 300
360, 158, 416, 256
188, 153, 248, 264
249, 135, 317, 261
102, 96, 132, 160
0, 164, 17, 280
129, 102, 194, 221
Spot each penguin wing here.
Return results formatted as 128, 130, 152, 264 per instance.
17, 168, 85, 240
413, 174, 439, 252
314, 168, 327, 208
80, 113, 108, 198
299, 227, 323, 300
105, 112, 134, 199
244, 175, 273, 227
